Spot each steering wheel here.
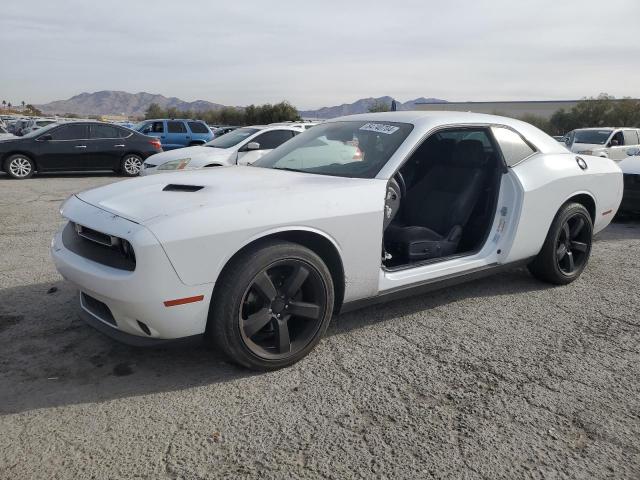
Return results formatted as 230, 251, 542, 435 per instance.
383, 171, 406, 230
394, 171, 407, 199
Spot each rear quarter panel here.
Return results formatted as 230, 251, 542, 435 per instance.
506, 152, 622, 262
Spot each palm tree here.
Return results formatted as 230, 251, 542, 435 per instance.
21, 101, 25, 110
1, 100, 6, 111
7, 102, 11, 110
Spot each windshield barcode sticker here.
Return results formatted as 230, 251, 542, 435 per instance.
359, 123, 400, 135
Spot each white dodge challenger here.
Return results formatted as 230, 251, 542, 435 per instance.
51, 112, 623, 370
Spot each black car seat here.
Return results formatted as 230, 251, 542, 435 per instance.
385, 139, 488, 261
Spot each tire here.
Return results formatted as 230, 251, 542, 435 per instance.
207, 240, 335, 370
4, 154, 35, 179
120, 154, 143, 176
528, 202, 593, 285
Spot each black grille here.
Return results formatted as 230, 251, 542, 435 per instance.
75, 224, 114, 246
624, 174, 640, 187
63, 222, 136, 271
81, 292, 116, 326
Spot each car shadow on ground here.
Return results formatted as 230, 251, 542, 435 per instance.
603, 215, 640, 241
1, 267, 552, 415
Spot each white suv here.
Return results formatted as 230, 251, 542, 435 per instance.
142, 125, 302, 175
566, 127, 640, 161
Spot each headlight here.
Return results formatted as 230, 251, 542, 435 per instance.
577, 150, 593, 155
157, 158, 191, 170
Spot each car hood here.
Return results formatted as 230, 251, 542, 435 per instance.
146, 145, 233, 164
75, 166, 377, 224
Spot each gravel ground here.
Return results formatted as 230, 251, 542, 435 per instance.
0, 174, 639, 479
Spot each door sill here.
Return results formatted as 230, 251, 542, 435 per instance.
340, 258, 533, 314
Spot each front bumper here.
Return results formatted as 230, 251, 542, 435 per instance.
51, 196, 213, 342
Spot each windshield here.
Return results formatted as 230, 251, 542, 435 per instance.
253, 121, 413, 178
574, 129, 612, 145
205, 127, 259, 148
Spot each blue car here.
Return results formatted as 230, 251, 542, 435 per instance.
134, 119, 214, 150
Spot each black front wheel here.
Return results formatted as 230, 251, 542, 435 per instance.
528, 202, 593, 285
4, 154, 35, 179
208, 240, 335, 370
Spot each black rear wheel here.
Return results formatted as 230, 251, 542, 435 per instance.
120, 154, 143, 176
208, 241, 334, 370
528, 202, 593, 285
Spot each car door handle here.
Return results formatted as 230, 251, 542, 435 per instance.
114, 144, 125, 147
74, 145, 87, 148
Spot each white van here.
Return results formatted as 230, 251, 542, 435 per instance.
566, 127, 640, 161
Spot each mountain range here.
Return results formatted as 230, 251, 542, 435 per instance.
36, 91, 447, 118
36, 91, 226, 117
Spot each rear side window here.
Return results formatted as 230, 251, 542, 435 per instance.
253, 129, 295, 149
167, 121, 187, 133
188, 122, 209, 134
49, 124, 90, 140
623, 130, 639, 146
91, 124, 121, 139
491, 126, 536, 166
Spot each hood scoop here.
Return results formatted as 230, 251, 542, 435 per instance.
162, 184, 204, 192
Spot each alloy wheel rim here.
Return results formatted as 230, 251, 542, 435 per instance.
124, 157, 141, 175
9, 157, 31, 177
239, 259, 327, 360
555, 213, 590, 275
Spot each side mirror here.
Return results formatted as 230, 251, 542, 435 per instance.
39, 134, 52, 141
626, 147, 640, 157
246, 142, 260, 151
610, 139, 619, 147
141, 127, 151, 134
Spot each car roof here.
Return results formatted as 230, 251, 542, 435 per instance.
330, 110, 568, 154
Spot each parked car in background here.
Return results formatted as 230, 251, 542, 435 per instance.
142, 125, 301, 175
212, 126, 238, 138
21, 118, 58, 135
565, 127, 640, 161
270, 121, 320, 130
51, 112, 622, 369
0, 125, 16, 140
134, 119, 213, 150
619, 147, 640, 213
1, 121, 162, 179
9, 119, 30, 136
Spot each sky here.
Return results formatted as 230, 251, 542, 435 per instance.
2, 0, 639, 110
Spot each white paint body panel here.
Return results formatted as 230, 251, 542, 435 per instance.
51, 111, 623, 342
